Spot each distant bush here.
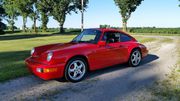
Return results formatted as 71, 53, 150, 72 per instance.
98, 26, 180, 34
47, 28, 60, 32
129, 27, 180, 34
100, 24, 111, 28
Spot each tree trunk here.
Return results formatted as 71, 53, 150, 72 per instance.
59, 14, 65, 33
11, 23, 14, 32
122, 21, 127, 32
42, 25, 47, 32
10, 17, 14, 33
9, 16, 14, 33
33, 16, 37, 33
60, 23, 64, 33
42, 22, 47, 32
81, 0, 84, 32
10, 21, 14, 33
22, 17, 27, 32
122, 17, 128, 32
41, 12, 48, 32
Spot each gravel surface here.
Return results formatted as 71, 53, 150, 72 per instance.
0, 36, 179, 101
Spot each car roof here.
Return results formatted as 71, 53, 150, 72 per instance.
84, 28, 135, 40
85, 28, 123, 32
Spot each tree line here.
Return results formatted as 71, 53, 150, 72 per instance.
129, 27, 180, 34
2, 0, 179, 34
0, 0, 89, 33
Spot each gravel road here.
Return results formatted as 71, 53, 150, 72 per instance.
0, 36, 179, 101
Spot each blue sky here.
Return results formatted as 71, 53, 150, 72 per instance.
3, 0, 180, 28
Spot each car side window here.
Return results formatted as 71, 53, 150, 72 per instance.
120, 34, 132, 42
102, 32, 121, 43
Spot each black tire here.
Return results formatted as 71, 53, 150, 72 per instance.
65, 58, 88, 82
129, 49, 142, 67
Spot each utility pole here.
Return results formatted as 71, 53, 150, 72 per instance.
81, 0, 84, 32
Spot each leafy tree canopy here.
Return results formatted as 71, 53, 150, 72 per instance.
73, 0, 89, 11
3, 0, 19, 32
114, 0, 144, 31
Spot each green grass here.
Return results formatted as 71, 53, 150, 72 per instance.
0, 33, 157, 82
0, 34, 75, 82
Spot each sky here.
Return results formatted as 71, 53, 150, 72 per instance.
3, 0, 180, 29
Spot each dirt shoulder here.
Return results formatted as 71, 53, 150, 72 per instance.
0, 36, 179, 101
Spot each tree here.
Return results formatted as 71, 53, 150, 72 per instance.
0, 1, 6, 34
36, 0, 52, 32
16, 0, 33, 32
114, 0, 144, 32
0, 0, 5, 17
3, 0, 19, 32
49, 0, 75, 33
73, 0, 89, 31
29, 0, 39, 33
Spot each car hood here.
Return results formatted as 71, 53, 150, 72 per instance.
46, 42, 93, 52
33, 42, 95, 58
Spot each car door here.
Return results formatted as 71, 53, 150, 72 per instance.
89, 31, 128, 70
105, 32, 128, 65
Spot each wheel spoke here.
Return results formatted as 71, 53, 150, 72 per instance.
135, 58, 138, 64
78, 70, 83, 75
73, 62, 78, 68
132, 57, 136, 61
69, 68, 75, 72
132, 54, 136, 57
77, 64, 83, 69
73, 72, 77, 78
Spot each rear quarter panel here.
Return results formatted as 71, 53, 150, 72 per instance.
122, 41, 141, 61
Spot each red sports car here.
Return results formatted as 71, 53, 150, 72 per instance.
25, 28, 148, 82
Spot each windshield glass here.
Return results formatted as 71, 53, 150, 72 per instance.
72, 29, 102, 43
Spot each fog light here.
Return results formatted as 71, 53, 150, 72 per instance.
36, 68, 43, 73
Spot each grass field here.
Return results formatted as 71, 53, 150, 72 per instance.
0, 33, 75, 82
0, 33, 156, 82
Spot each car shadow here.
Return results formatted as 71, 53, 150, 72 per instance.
87, 54, 159, 79
141, 54, 159, 65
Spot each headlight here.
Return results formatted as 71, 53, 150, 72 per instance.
47, 52, 53, 62
31, 48, 35, 55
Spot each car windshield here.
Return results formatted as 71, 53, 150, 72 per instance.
72, 29, 101, 43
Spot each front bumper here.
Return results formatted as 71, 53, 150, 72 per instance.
25, 57, 65, 80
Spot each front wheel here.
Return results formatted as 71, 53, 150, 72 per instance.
65, 58, 88, 82
129, 49, 142, 67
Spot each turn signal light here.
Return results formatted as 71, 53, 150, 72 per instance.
44, 68, 58, 73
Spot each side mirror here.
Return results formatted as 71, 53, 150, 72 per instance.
98, 41, 106, 46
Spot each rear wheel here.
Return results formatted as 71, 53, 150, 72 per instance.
65, 58, 87, 82
129, 49, 142, 67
